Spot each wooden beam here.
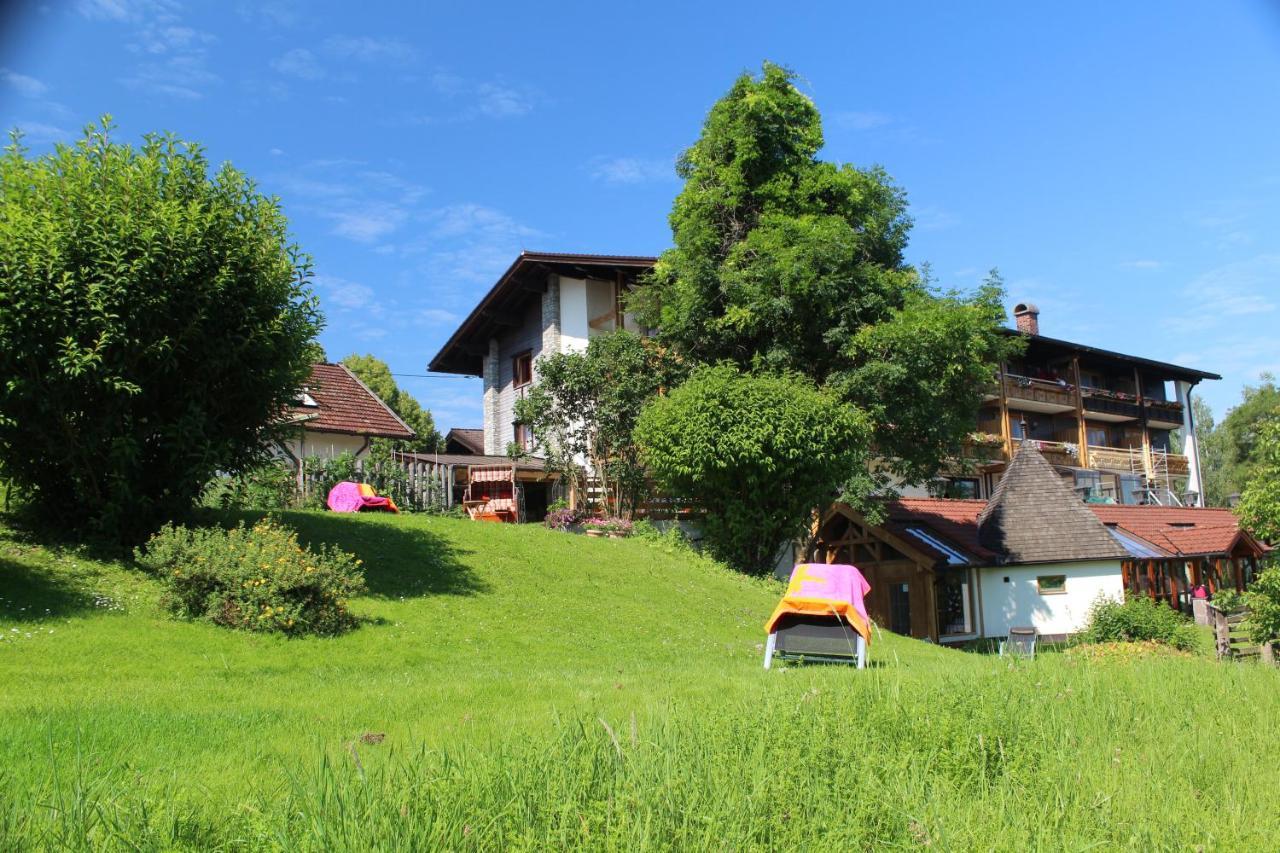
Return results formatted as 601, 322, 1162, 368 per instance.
1072, 356, 1090, 468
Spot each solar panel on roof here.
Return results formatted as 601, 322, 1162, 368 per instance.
903, 526, 970, 565
1107, 527, 1165, 559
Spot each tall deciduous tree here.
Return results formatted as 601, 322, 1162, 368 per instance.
0, 120, 323, 540
631, 63, 1018, 490
340, 354, 442, 452
1238, 419, 1280, 543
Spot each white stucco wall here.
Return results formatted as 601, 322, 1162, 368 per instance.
978, 560, 1123, 638
283, 430, 371, 462
559, 277, 590, 353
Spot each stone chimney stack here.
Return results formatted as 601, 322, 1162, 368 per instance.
1013, 302, 1040, 336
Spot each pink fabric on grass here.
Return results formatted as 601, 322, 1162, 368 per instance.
327, 481, 393, 513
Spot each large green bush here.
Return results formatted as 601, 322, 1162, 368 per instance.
1081, 595, 1199, 652
636, 365, 868, 575
136, 518, 365, 636
202, 461, 298, 511
0, 120, 322, 541
1245, 564, 1280, 645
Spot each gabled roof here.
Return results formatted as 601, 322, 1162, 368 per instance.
873, 495, 1266, 568
884, 498, 996, 564
444, 427, 485, 455
999, 328, 1220, 382
286, 363, 415, 440
428, 251, 658, 375
976, 441, 1127, 564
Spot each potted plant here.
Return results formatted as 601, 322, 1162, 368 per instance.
544, 507, 580, 532
604, 517, 633, 539
583, 517, 608, 537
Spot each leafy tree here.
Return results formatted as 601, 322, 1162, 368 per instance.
630, 63, 1017, 490
0, 120, 322, 540
1185, 395, 1230, 507
1238, 419, 1280, 543
340, 353, 442, 453
1215, 374, 1280, 500
515, 332, 686, 516
635, 365, 869, 575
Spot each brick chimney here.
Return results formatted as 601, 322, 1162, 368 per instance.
1014, 302, 1040, 336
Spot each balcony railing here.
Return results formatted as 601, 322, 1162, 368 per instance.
1003, 374, 1076, 409
1082, 387, 1142, 420
1145, 399, 1185, 425
1087, 445, 1190, 476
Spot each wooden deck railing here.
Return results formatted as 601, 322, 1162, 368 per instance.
1003, 374, 1076, 409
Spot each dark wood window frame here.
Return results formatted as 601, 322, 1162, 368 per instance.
513, 350, 533, 388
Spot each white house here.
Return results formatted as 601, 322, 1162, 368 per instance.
808, 442, 1264, 643
428, 251, 654, 456
279, 362, 415, 465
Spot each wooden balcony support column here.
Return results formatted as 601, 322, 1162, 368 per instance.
998, 362, 1013, 459
1134, 367, 1152, 477
1072, 356, 1089, 468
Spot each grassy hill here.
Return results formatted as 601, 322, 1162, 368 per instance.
2, 511, 1280, 849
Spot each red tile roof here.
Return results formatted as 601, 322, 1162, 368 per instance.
287, 363, 415, 440
877, 499, 1265, 565
885, 498, 996, 562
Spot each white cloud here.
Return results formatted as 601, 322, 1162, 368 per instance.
271, 48, 324, 80
474, 82, 533, 118
322, 36, 416, 64
269, 147, 284, 156
401, 73, 540, 123
913, 204, 959, 231
1, 69, 48, 98
833, 110, 892, 131
86, 1, 220, 99
76, 0, 151, 21
314, 275, 376, 311
588, 156, 673, 185
237, 1, 300, 28
1120, 259, 1164, 270
425, 203, 540, 242
327, 208, 408, 243
9, 121, 70, 145
419, 308, 460, 326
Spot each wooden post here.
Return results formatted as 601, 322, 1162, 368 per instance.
1134, 367, 1152, 478
998, 362, 1013, 461
1072, 356, 1090, 468
1147, 561, 1157, 603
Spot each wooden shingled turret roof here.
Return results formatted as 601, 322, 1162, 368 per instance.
976, 441, 1127, 564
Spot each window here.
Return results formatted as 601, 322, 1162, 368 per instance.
294, 390, 318, 408
944, 478, 979, 500
513, 351, 533, 388
889, 583, 911, 635
936, 570, 974, 636
1036, 575, 1067, 595
513, 423, 532, 452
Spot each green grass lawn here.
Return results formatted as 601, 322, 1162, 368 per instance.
2, 510, 1279, 850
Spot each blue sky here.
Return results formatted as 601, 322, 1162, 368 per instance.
2, 1, 1279, 430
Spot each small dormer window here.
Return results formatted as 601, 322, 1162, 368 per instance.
296, 389, 319, 408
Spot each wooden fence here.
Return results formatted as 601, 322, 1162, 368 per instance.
1209, 603, 1275, 664
299, 456, 461, 513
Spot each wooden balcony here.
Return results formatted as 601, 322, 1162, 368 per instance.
1145, 399, 1185, 428
1087, 445, 1190, 476
961, 433, 1006, 461
1003, 374, 1076, 413
1082, 388, 1142, 422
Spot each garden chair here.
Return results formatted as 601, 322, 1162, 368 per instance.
763, 612, 867, 669
999, 626, 1038, 659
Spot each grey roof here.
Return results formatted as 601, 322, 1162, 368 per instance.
977, 441, 1127, 564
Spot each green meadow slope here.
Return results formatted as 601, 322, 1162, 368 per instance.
2, 511, 1279, 850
